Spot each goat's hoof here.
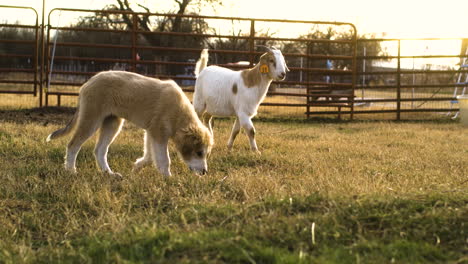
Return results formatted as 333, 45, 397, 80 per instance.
160, 170, 172, 178
132, 166, 141, 173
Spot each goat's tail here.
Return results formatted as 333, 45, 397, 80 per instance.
46, 105, 80, 142
194, 49, 209, 77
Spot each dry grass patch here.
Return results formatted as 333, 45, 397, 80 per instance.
0, 109, 466, 263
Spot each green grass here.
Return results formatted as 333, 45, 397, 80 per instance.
0, 108, 467, 263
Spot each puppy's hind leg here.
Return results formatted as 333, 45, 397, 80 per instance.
202, 113, 214, 136
65, 116, 101, 173
94, 115, 124, 178
133, 131, 153, 172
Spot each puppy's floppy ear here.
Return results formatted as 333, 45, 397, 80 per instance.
179, 126, 191, 135
179, 125, 205, 143
178, 125, 213, 148
192, 124, 214, 147
178, 126, 197, 141
174, 127, 193, 145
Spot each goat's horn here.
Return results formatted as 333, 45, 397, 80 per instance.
255, 45, 273, 52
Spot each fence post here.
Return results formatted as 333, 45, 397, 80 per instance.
249, 20, 255, 67
396, 39, 401, 120
39, 0, 46, 107
44, 13, 52, 107
350, 25, 358, 120
33, 14, 39, 98
131, 13, 138, 73
306, 44, 310, 119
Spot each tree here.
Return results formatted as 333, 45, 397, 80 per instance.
205, 25, 275, 65
104, 0, 222, 33
51, 0, 222, 76
94, 0, 221, 74
297, 26, 387, 84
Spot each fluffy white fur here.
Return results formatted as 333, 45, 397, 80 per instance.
46, 71, 213, 177
193, 48, 288, 152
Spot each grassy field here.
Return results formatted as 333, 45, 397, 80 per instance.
0, 108, 467, 263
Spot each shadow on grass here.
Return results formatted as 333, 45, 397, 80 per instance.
0, 107, 76, 125
0, 106, 459, 126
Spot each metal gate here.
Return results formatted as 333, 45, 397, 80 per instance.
1, 5, 465, 120
0, 5, 39, 97
44, 8, 357, 119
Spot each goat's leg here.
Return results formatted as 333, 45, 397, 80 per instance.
202, 113, 213, 135
238, 114, 260, 153
227, 118, 240, 150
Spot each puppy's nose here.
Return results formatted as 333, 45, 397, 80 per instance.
201, 168, 207, 175
279, 72, 286, 79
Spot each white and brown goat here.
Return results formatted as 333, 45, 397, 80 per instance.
193, 47, 288, 153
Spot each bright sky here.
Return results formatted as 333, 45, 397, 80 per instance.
2, 0, 468, 38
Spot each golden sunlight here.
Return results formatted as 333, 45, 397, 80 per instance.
6, 0, 468, 38
4, 0, 468, 66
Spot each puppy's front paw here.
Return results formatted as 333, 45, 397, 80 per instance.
133, 157, 150, 172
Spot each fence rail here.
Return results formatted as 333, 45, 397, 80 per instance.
0, 5, 39, 97
1, 5, 466, 120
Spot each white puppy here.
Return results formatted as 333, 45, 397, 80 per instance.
46, 71, 213, 177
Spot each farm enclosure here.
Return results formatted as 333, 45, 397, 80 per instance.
0, 4, 467, 262
1, 5, 467, 120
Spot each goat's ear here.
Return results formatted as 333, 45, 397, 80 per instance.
259, 52, 269, 62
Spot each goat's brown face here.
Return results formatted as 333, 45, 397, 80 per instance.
262, 50, 288, 81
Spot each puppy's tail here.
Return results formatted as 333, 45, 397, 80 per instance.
194, 49, 209, 78
46, 106, 79, 142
